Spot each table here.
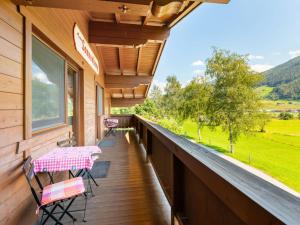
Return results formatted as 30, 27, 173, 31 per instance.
105, 118, 119, 127
33, 146, 101, 173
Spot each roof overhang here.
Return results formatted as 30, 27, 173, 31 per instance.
12, 0, 230, 107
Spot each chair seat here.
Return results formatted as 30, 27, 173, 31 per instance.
41, 177, 85, 206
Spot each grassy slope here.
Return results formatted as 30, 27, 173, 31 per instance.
256, 85, 273, 98
262, 100, 300, 110
182, 119, 300, 192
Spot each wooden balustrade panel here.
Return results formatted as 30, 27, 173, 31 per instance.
142, 125, 147, 147
139, 122, 144, 139
110, 115, 133, 128
151, 135, 173, 203
180, 164, 245, 225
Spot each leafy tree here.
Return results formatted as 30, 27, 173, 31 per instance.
178, 77, 212, 141
111, 107, 135, 114
149, 84, 164, 111
134, 99, 160, 121
278, 112, 293, 120
206, 48, 263, 153
255, 112, 271, 132
163, 75, 181, 118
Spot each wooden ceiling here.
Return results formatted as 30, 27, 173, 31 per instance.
13, 0, 230, 107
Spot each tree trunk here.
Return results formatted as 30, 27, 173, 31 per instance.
230, 141, 234, 154
197, 126, 202, 142
229, 124, 234, 154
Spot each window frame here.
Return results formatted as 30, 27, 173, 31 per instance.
29, 30, 68, 135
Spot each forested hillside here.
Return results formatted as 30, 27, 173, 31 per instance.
262, 56, 300, 100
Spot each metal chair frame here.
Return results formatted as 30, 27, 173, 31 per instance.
23, 157, 88, 225
104, 118, 118, 136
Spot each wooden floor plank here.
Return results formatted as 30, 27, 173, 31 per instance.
48, 130, 171, 225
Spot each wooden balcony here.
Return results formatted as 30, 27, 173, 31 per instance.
25, 115, 300, 225
59, 129, 171, 225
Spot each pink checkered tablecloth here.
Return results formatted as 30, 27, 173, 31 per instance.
33, 146, 101, 173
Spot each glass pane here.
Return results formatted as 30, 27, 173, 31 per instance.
32, 36, 65, 131
97, 86, 103, 115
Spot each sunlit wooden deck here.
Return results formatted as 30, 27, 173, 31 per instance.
64, 130, 171, 225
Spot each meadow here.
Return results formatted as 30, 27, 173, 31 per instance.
182, 119, 300, 193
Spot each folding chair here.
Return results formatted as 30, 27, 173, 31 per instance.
104, 118, 119, 136
23, 157, 88, 225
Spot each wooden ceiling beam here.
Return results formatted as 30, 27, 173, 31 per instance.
143, 1, 154, 26
111, 98, 146, 107
105, 75, 152, 88
136, 47, 142, 75
151, 41, 166, 75
118, 48, 124, 75
115, 13, 121, 23
89, 21, 170, 46
12, 0, 150, 16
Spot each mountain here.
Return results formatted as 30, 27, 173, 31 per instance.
262, 56, 300, 100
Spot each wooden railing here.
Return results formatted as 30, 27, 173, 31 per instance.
109, 114, 133, 128
113, 114, 300, 225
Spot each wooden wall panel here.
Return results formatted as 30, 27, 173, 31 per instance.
0, 55, 22, 78
0, 2, 26, 224
0, 37, 22, 62
0, 0, 106, 224
0, 19, 22, 47
0, 110, 23, 129
0, 92, 23, 110
0, 74, 23, 94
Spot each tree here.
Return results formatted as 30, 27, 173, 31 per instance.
255, 112, 271, 132
278, 112, 293, 120
149, 84, 163, 110
178, 77, 212, 141
134, 99, 160, 120
163, 75, 181, 118
206, 48, 263, 153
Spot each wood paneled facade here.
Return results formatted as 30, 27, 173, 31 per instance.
0, 1, 109, 224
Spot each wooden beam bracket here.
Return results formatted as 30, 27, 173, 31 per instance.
89, 21, 170, 46
105, 75, 152, 88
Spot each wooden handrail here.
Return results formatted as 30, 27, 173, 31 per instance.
113, 114, 300, 225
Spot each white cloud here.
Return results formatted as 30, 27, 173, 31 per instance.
182, 79, 191, 88
250, 64, 274, 72
193, 69, 205, 76
151, 80, 166, 91
248, 54, 264, 60
192, 60, 204, 66
289, 50, 300, 58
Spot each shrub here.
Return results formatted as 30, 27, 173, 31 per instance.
158, 117, 183, 135
278, 112, 293, 120
298, 113, 300, 120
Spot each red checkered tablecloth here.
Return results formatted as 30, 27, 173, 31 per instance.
33, 146, 101, 173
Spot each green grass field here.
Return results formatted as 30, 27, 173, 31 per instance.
182, 119, 300, 192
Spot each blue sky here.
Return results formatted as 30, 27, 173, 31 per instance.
153, 0, 300, 87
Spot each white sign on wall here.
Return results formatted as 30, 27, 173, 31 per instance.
73, 24, 99, 74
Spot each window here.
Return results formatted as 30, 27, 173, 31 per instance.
97, 85, 104, 115
32, 36, 65, 131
